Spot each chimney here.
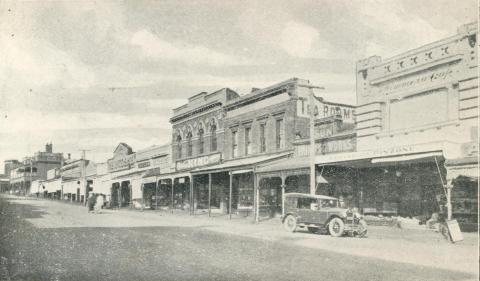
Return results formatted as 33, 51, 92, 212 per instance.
67, 153, 71, 160
45, 143, 53, 153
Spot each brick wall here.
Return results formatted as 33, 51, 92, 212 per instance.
223, 99, 298, 160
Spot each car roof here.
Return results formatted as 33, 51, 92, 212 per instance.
284, 193, 338, 200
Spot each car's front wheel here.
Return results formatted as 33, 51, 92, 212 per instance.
283, 215, 297, 232
328, 217, 345, 237
357, 219, 368, 238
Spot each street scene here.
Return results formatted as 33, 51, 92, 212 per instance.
0, 195, 478, 281
0, 1, 478, 281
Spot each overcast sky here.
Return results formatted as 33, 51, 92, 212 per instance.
0, 0, 477, 172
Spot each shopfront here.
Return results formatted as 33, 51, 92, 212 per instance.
191, 152, 291, 219
141, 172, 191, 212
314, 141, 477, 229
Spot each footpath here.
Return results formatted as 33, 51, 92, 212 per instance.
4, 195, 479, 277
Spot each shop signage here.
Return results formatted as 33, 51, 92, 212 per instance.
137, 160, 151, 169
319, 138, 356, 154
152, 156, 169, 168
108, 154, 136, 172
316, 142, 445, 164
318, 104, 355, 123
302, 102, 355, 123
378, 67, 453, 94
176, 153, 221, 171
36, 153, 63, 162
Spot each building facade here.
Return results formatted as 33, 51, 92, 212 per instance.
9, 143, 63, 195
106, 143, 171, 209
315, 22, 478, 230
189, 78, 355, 219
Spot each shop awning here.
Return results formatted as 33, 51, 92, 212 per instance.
371, 151, 443, 164
316, 142, 450, 168
191, 152, 292, 174
256, 156, 309, 173
445, 157, 479, 180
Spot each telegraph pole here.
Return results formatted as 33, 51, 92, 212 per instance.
79, 149, 91, 205
298, 84, 324, 195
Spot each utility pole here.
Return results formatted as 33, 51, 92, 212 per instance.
29, 157, 33, 197
298, 84, 324, 195
79, 149, 91, 205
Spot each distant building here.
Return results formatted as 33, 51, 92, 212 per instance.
9, 143, 63, 195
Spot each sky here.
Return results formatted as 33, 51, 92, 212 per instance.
0, 0, 477, 172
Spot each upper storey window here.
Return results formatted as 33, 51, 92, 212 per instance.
187, 132, 193, 157
176, 135, 182, 159
198, 128, 204, 154
210, 123, 217, 152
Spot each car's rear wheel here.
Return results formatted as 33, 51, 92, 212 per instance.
283, 215, 297, 232
328, 217, 345, 237
307, 227, 318, 234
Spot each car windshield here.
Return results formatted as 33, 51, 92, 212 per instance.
320, 199, 338, 208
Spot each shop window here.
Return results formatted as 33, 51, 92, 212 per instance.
259, 123, 266, 153
245, 127, 252, 155
275, 118, 284, 150
187, 132, 193, 157
210, 124, 217, 152
198, 128, 204, 154
297, 197, 317, 209
232, 129, 238, 158
176, 135, 182, 159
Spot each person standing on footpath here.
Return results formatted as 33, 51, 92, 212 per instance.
87, 192, 96, 213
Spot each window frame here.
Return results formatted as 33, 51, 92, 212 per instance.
259, 122, 266, 153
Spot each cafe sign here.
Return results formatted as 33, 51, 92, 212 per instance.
378, 67, 453, 94
176, 153, 221, 171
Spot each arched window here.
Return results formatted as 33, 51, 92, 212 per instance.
198, 128, 204, 154
210, 123, 217, 152
176, 135, 182, 159
187, 131, 193, 157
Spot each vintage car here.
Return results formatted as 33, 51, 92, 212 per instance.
281, 193, 367, 237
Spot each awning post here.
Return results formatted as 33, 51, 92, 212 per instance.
171, 178, 174, 214
155, 179, 158, 211
229, 172, 233, 220
208, 173, 212, 217
141, 183, 144, 212
190, 176, 194, 216
254, 175, 259, 223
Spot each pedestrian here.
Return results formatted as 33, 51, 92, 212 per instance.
94, 194, 104, 214
87, 192, 96, 213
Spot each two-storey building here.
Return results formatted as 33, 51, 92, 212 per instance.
9, 143, 63, 195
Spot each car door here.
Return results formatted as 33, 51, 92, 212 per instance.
296, 198, 317, 224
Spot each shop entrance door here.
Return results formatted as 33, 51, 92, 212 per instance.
259, 177, 282, 218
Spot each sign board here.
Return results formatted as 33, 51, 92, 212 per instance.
319, 138, 356, 154
176, 153, 221, 171
299, 99, 355, 123
377, 67, 453, 94
108, 154, 136, 172
316, 141, 446, 164
137, 160, 151, 169
446, 219, 463, 243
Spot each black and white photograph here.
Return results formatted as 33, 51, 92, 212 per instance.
0, 1, 478, 280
